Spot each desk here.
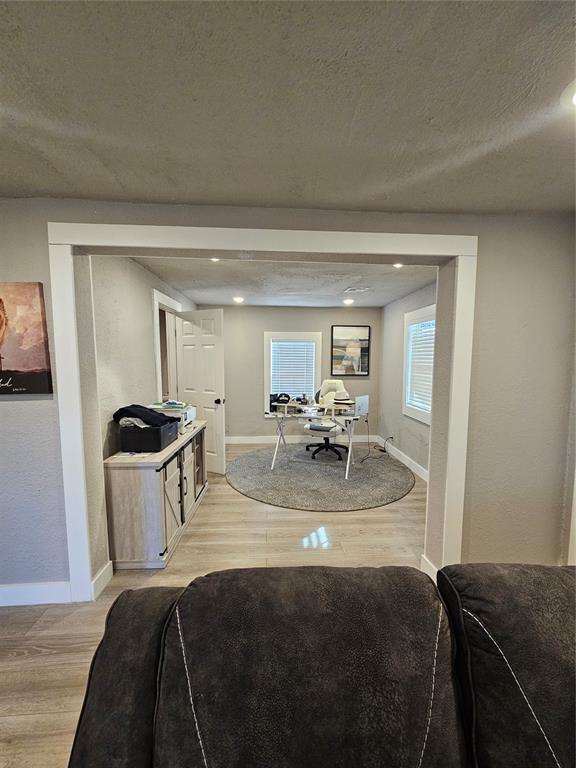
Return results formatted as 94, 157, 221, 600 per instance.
268, 406, 361, 480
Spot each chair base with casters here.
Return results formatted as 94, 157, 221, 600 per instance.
306, 436, 348, 461
304, 419, 347, 461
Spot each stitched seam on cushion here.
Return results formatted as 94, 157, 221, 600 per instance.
152, 588, 187, 752
462, 608, 562, 768
437, 573, 479, 768
416, 604, 443, 768
176, 607, 209, 768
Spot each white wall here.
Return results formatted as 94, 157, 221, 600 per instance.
379, 282, 437, 469
0, 199, 573, 587
221, 305, 381, 438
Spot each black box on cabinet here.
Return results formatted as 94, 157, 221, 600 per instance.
119, 421, 179, 453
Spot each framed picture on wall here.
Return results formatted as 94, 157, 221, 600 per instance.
0, 282, 53, 394
331, 325, 370, 377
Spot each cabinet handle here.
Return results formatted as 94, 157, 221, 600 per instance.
183, 476, 188, 496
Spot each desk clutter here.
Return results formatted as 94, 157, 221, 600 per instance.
112, 402, 197, 452
269, 379, 355, 415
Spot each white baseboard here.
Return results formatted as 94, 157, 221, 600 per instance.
0, 561, 114, 607
375, 437, 429, 482
420, 554, 439, 580
0, 580, 71, 607
91, 560, 113, 600
226, 435, 371, 445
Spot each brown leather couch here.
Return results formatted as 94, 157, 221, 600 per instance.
68, 564, 575, 768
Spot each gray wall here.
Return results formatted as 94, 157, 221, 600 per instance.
0, 202, 69, 583
90, 256, 193, 458
460, 217, 574, 563
221, 306, 381, 437
0, 199, 573, 586
379, 282, 437, 469
74, 255, 192, 576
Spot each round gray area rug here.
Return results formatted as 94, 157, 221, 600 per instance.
226, 445, 415, 511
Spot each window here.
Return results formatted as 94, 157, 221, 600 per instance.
264, 332, 322, 411
403, 305, 436, 425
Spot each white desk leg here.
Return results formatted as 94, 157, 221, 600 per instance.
271, 414, 286, 471
345, 420, 355, 480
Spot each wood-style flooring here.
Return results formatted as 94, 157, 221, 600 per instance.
0, 445, 426, 768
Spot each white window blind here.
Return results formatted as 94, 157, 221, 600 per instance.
403, 305, 436, 425
271, 340, 316, 399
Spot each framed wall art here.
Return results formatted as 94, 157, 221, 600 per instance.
331, 325, 370, 377
0, 282, 53, 394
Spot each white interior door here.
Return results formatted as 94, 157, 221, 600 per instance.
176, 309, 226, 474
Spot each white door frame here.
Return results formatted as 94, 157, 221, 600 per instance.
48, 224, 478, 602
152, 289, 182, 401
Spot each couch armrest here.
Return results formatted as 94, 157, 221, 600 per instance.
438, 564, 575, 768
68, 586, 183, 768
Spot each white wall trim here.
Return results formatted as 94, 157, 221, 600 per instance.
376, 437, 429, 482
419, 554, 438, 580
91, 560, 113, 600
441, 256, 477, 566
43, 223, 477, 606
47, 223, 478, 257
48, 244, 94, 603
152, 289, 182, 400
0, 581, 71, 607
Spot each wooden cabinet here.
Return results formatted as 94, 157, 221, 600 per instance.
163, 455, 182, 555
104, 422, 207, 569
181, 441, 195, 523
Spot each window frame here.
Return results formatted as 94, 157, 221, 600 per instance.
403, 304, 436, 425
264, 331, 322, 413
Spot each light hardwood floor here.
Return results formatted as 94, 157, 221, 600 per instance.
0, 445, 426, 768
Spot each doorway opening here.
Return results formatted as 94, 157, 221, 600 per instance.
49, 224, 477, 603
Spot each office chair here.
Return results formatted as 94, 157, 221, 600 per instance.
304, 380, 349, 461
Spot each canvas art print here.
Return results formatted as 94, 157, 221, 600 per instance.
331, 325, 370, 377
0, 282, 53, 394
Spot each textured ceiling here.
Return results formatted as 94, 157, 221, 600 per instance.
132, 256, 437, 307
0, 1, 574, 212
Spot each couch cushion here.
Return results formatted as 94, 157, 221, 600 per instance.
154, 566, 466, 768
438, 564, 575, 768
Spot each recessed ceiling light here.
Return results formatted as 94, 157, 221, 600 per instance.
343, 298, 355, 305
344, 286, 370, 293
210, 257, 220, 262
233, 296, 244, 304
393, 263, 403, 268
